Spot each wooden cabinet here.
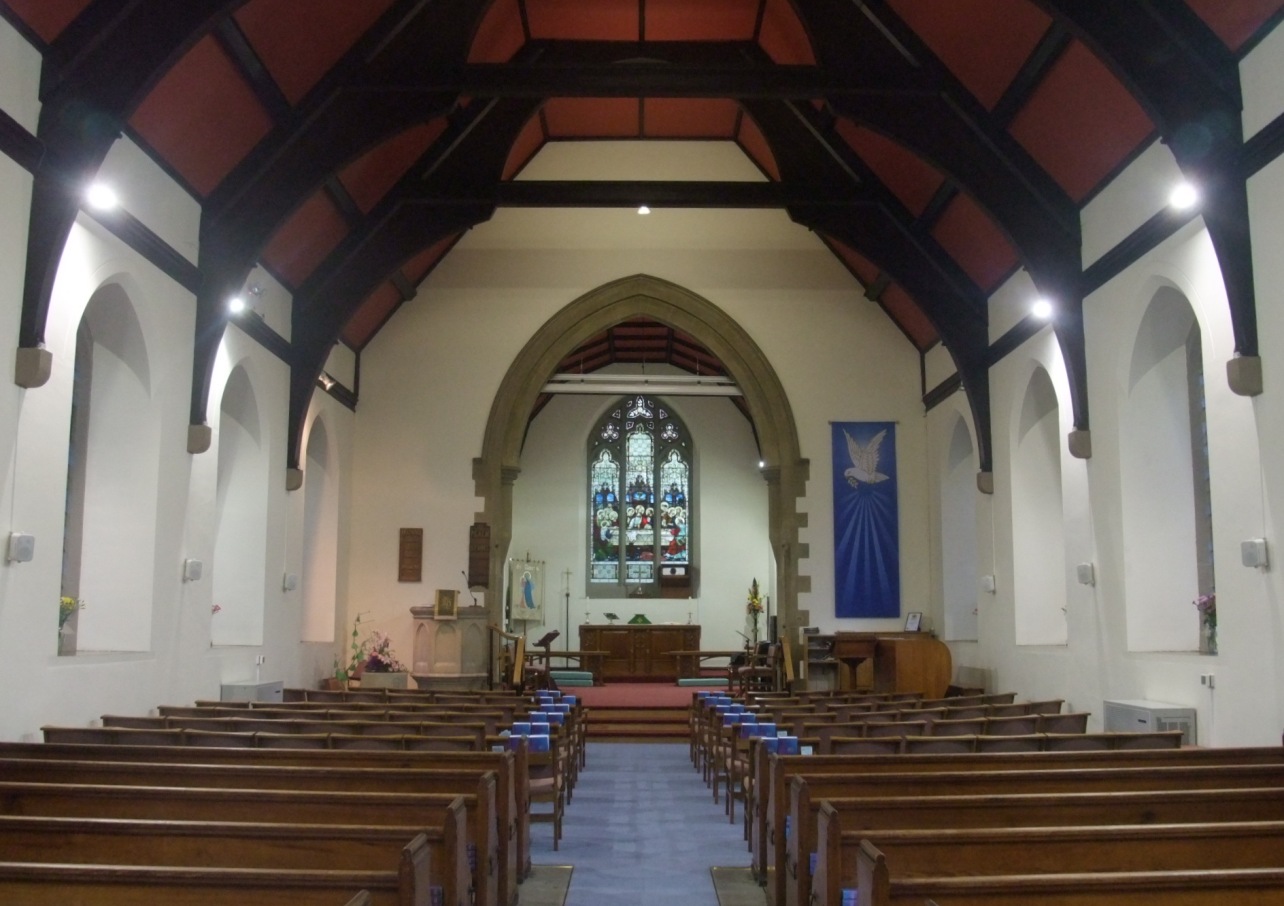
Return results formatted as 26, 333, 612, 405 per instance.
579, 624, 700, 681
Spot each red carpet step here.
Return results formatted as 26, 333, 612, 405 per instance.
586, 706, 688, 741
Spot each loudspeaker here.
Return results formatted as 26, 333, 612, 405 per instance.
182, 558, 203, 582
6, 533, 34, 563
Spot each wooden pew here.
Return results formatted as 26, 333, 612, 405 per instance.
1, 740, 523, 906
788, 786, 1284, 906
792, 765, 1284, 906
756, 743, 1284, 905
815, 814, 1284, 906
0, 781, 495, 906
0, 861, 411, 905
0, 813, 448, 906
860, 845, 1284, 905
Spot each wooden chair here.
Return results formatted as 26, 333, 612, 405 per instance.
734, 641, 780, 694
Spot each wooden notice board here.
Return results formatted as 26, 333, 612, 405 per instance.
398, 528, 423, 582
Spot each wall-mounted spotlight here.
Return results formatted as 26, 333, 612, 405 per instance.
318, 373, 336, 391
1169, 181, 1198, 211
85, 183, 118, 211
1031, 298, 1053, 320
228, 296, 246, 314
637, 204, 651, 215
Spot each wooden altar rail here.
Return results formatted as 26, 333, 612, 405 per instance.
522, 650, 608, 685
668, 649, 743, 680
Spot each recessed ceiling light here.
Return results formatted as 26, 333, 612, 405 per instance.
85, 183, 118, 211
1031, 298, 1053, 320
1169, 181, 1198, 211
758, 460, 766, 469
228, 296, 246, 314
637, 205, 651, 215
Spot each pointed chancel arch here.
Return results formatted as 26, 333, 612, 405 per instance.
475, 275, 807, 676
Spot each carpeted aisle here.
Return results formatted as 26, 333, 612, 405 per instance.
527, 741, 763, 906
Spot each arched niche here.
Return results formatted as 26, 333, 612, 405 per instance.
474, 275, 807, 677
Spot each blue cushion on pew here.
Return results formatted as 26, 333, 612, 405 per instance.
776, 736, 801, 755
527, 734, 551, 753
511, 722, 532, 736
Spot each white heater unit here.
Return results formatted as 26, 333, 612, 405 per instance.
1103, 699, 1196, 746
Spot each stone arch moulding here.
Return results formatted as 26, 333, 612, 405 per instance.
474, 274, 809, 680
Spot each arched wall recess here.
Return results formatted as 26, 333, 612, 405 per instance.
474, 275, 808, 679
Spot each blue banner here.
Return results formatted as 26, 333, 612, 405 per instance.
832, 422, 900, 618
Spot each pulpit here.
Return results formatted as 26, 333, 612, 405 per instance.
828, 631, 952, 699
411, 603, 489, 690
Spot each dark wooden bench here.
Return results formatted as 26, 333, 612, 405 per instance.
25, 731, 530, 896
0, 813, 447, 906
757, 743, 1284, 905
791, 764, 1284, 906
0, 780, 495, 906
1, 740, 524, 906
815, 815, 1284, 906
864, 851, 1284, 905
0, 861, 409, 905
786, 786, 1284, 906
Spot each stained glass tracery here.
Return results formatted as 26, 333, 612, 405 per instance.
588, 396, 692, 594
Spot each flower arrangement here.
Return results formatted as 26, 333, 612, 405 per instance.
59, 595, 83, 631
746, 578, 764, 645
362, 630, 407, 674
1194, 592, 1216, 654
1194, 592, 1216, 630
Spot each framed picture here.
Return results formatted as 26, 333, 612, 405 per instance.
435, 589, 459, 620
904, 611, 922, 632
509, 559, 545, 622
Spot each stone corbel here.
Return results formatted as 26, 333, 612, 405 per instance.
1227, 355, 1262, 397
1068, 429, 1092, 460
15, 346, 52, 388
187, 423, 212, 454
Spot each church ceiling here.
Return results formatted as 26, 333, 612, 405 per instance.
2, 0, 1280, 471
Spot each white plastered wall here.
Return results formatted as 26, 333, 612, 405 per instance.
344, 142, 931, 663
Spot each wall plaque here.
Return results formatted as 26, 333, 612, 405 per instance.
398, 528, 423, 582
468, 522, 490, 588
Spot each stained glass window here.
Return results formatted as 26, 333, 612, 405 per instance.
588, 396, 692, 596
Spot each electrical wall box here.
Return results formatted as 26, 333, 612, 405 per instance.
1103, 699, 1196, 746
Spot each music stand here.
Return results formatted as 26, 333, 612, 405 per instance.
526, 630, 561, 692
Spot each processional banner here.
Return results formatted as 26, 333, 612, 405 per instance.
831, 421, 900, 618
509, 559, 545, 622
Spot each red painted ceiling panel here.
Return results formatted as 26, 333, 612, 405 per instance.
829, 239, 883, 286
931, 192, 1018, 291
504, 113, 549, 179
736, 113, 780, 180
469, 0, 526, 63
837, 120, 944, 217
261, 191, 350, 288
759, 0, 817, 65
1008, 39, 1154, 202
543, 97, 641, 136
643, 98, 739, 137
525, 0, 639, 40
401, 235, 458, 287
887, 0, 1051, 110
128, 35, 274, 197
342, 282, 403, 349
881, 283, 938, 350
235, 0, 395, 106
2, 0, 92, 42
1184, 0, 1284, 50
646, 0, 759, 41
339, 121, 447, 213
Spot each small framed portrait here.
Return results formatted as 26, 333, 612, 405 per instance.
435, 589, 459, 620
904, 611, 922, 632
